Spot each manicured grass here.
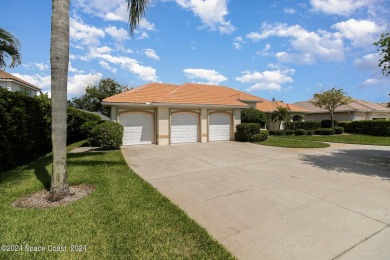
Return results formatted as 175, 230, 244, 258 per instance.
0, 144, 234, 259
257, 136, 330, 148
277, 134, 390, 146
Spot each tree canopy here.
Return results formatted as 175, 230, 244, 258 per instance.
0, 27, 22, 69
241, 107, 267, 126
310, 87, 352, 127
271, 106, 290, 130
374, 30, 390, 76
68, 78, 129, 117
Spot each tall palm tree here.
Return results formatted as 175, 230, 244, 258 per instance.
271, 106, 290, 130
0, 27, 22, 69
49, 0, 149, 201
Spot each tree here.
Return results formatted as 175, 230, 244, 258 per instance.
241, 107, 267, 126
271, 106, 290, 130
374, 30, 390, 76
0, 27, 22, 69
69, 78, 128, 117
49, 0, 149, 201
310, 88, 352, 128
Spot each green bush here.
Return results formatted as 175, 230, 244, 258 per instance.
81, 120, 102, 137
333, 126, 344, 134
284, 130, 294, 135
250, 130, 269, 142
307, 130, 314, 136
67, 107, 101, 144
89, 121, 123, 150
339, 120, 390, 136
241, 108, 267, 127
0, 89, 51, 172
284, 121, 321, 131
314, 128, 335, 135
321, 120, 338, 128
294, 129, 307, 136
234, 123, 261, 142
269, 130, 286, 136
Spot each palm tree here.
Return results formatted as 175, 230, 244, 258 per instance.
271, 106, 290, 130
0, 27, 22, 69
49, 0, 149, 201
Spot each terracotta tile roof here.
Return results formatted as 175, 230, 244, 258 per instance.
0, 70, 40, 90
293, 98, 390, 112
256, 100, 308, 112
103, 82, 259, 107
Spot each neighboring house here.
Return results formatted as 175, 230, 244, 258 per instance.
102, 82, 266, 145
0, 70, 40, 96
294, 98, 390, 121
256, 99, 308, 130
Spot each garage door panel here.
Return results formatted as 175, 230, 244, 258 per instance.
120, 112, 154, 145
171, 112, 198, 144
209, 113, 231, 141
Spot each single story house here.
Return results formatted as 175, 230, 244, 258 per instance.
255, 99, 308, 130
0, 70, 40, 96
102, 83, 265, 145
293, 98, 390, 121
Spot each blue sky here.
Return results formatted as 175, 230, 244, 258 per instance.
1, 0, 390, 103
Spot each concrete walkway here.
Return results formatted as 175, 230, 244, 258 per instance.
122, 141, 390, 260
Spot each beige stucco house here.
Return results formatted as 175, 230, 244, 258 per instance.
102, 83, 266, 145
293, 98, 390, 121
0, 70, 40, 96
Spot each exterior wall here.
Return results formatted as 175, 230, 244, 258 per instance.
304, 112, 352, 122
110, 107, 117, 122
157, 107, 170, 145
0, 80, 38, 96
366, 112, 390, 120
201, 108, 208, 143
233, 109, 241, 131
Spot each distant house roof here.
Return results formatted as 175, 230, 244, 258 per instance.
293, 98, 390, 113
256, 100, 308, 113
0, 70, 41, 91
103, 83, 262, 107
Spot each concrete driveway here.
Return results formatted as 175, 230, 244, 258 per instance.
122, 141, 390, 260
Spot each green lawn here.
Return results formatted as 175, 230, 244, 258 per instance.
276, 134, 390, 146
257, 136, 330, 148
0, 143, 234, 259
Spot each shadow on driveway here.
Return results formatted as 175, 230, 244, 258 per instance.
299, 149, 390, 181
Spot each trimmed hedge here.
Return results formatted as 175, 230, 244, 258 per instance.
284, 130, 294, 135
89, 121, 123, 150
314, 128, 335, 135
234, 123, 261, 142
67, 107, 101, 144
333, 126, 344, 134
241, 108, 267, 127
339, 120, 390, 136
0, 89, 51, 172
250, 130, 269, 142
269, 130, 286, 136
294, 129, 307, 136
284, 121, 321, 131
321, 120, 338, 128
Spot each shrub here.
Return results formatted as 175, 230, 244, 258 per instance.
241, 108, 267, 127
307, 130, 314, 136
250, 130, 269, 142
321, 120, 338, 128
67, 107, 101, 144
284, 121, 321, 131
314, 128, 335, 135
81, 120, 102, 137
272, 130, 286, 136
234, 123, 261, 142
294, 129, 307, 136
0, 89, 51, 172
89, 121, 123, 150
333, 126, 344, 134
339, 120, 390, 136
284, 130, 294, 135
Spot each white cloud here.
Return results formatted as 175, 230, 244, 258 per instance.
257, 43, 271, 56
283, 7, 296, 14
332, 19, 385, 47
137, 32, 150, 40
68, 62, 81, 73
310, 0, 375, 16
35, 63, 49, 71
246, 23, 345, 64
68, 73, 103, 95
183, 68, 227, 84
99, 61, 117, 73
143, 49, 160, 61
70, 17, 105, 46
176, 0, 235, 34
233, 36, 244, 50
104, 26, 129, 41
235, 69, 295, 91
75, 0, 127, 21
138, 18, 156, 31
354, 53, 380, 71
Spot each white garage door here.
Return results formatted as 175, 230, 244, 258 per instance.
120, 112, 154, 145
209, 113, 231, 141
171, 112, 198, 144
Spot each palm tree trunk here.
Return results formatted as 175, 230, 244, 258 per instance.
330, 111, 334, 128
49, 0, 70, 201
